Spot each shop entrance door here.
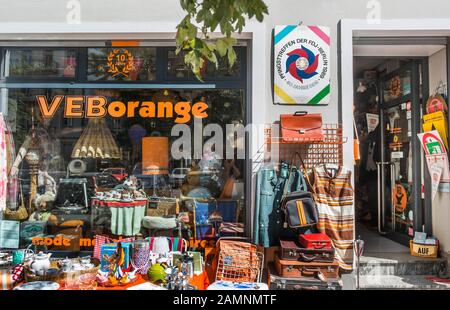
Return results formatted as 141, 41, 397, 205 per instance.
377, 60, 424, 245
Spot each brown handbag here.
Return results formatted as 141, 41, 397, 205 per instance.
4, 181, 28, 221
146, 197, 179, 216
280, 111, 323, 142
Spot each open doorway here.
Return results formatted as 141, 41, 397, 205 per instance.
352, 43, 446, 255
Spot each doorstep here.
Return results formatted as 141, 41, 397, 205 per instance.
357, 275, 450, 290
358, 252, 447, 276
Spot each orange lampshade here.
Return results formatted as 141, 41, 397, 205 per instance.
142, 137, 169, 175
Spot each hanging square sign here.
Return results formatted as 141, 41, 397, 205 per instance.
273, 25, 330, 105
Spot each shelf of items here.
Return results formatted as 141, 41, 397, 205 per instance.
264, 123, 348, 170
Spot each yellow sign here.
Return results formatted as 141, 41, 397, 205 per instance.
423, 111, 448, 150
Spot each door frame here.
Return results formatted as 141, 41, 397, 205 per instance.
339, 19, 450, 241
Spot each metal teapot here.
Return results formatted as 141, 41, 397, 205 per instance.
29, 251, 52, 276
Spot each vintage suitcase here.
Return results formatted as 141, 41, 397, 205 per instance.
280, 240, 335, 263
298, 233, 332, 250
268, 264, 342, 290
274, 255, 340, 279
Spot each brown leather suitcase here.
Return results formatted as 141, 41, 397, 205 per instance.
280, 239, 335, 263
274, 255, 340, 280
268, 263, 342, 290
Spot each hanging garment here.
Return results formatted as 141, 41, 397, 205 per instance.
254, 163, 307, 247
0, 114, 8, 212
313, 164, 354, 270
5, 121, 18, 210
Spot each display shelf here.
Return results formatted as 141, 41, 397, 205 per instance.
263, 123, 347, 170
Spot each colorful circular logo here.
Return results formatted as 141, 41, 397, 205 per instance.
285, 45, 319, 83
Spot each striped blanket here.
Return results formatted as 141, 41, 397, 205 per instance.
313, 164, 354, 270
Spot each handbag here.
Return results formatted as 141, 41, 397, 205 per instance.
4, 181, 28, 221
147, 197, 179, 216
281, 152, 318, 229
280, 111, 323, 142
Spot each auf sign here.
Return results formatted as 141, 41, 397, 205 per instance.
36, 95, 209, 124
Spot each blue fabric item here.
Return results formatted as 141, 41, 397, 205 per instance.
193, 200, 216, 239
253, 163, 308, 247
217, 200, 238, 222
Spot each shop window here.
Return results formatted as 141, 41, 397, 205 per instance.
3, 88, 246, 255
87, 47, 156, 81
5, 49, 77, 79
167, 48, 242, 79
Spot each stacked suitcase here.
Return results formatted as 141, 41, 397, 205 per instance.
269, 233, 342, 290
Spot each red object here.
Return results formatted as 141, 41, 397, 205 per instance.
298, 233, 332, 249
280, 112, 323, 142
103, 168, 128, 182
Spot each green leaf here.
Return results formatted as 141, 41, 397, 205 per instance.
176, 0, 268, 81
227, 47, 236, 67
215, 38, 228, 57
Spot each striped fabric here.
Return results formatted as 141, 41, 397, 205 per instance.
313, 164, 354, 270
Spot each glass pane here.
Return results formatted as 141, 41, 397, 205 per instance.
167, 49, 241, 79
3, 88, 246, 256
383, 102, 414, 236
382, 70, 411, 102
5, 49, 77, 78
87, 47, 156, 81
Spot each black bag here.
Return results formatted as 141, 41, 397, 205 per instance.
281, 153, 318, 229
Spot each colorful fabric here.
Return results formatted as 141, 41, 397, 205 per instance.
147, 237, 186, 252
11, 264, 24, 284
313, 164, 354, 270
0, 114, 8, 212
92, 199, 147, 236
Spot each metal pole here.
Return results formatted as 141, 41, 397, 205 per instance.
354, 236, 364, 290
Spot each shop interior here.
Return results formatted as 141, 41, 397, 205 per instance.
352, 42, 448, 266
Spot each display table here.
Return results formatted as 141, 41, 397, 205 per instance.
55, 272, 210, 290
91, 199, 147, 236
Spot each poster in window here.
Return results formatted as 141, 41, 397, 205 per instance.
273, 25, 330, 105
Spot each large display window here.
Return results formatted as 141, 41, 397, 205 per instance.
0, 45, 248, 257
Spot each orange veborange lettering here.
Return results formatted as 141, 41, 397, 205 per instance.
36, 95, 64, 118
35, 96, 209, 123
86, 96, 107, 118
65, 96, 84, 117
